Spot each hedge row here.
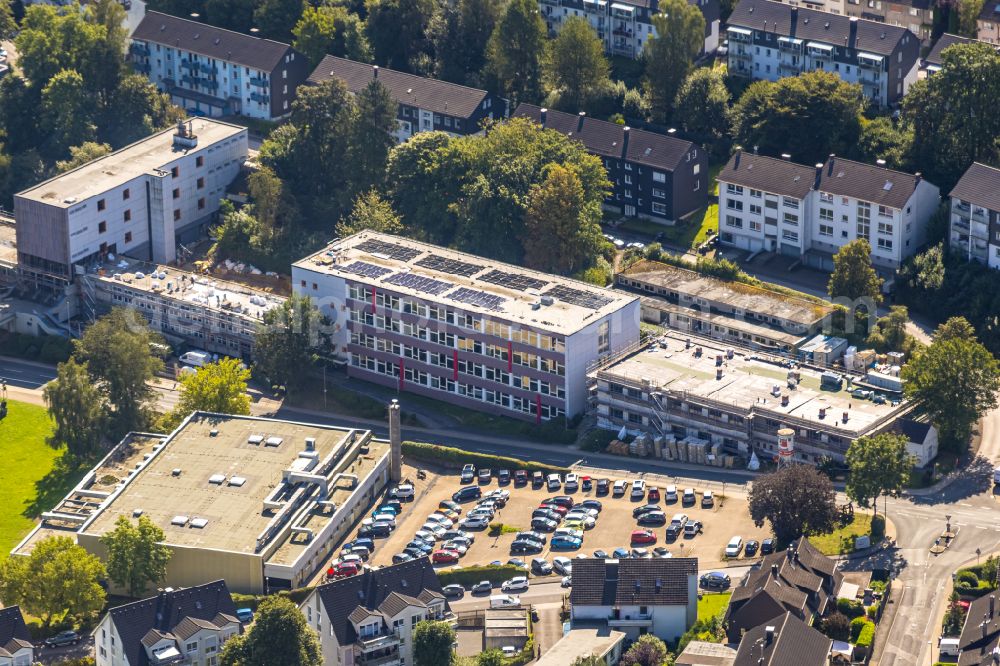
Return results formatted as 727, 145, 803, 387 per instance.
855, 620, 876, 649
401, 441, 570, 475
230, 585, 315, 611
435, 564, 526, 588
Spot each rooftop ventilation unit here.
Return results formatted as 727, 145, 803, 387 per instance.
172, 468, 182, 476
190, 518, 209, 528
265, 436, 284, 447
229, 476, 247, 487
209, 474, 226, 484
248, 434, 264, 445
171, 515, 189, 526
133, 509, 144, 517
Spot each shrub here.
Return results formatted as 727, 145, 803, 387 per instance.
855, 621, 876, 648
838, 598, 866, 619
820, 612, 851, 641
957, 570, 980, 587
850, 616, 868, 642
436, 565, 526, 588
870, 514, 886, 542
401, 442, 570, 475
39, 336, 73, 364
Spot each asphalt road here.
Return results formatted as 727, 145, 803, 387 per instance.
0, 356, 57, 390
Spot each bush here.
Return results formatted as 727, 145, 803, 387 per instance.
39, 336, 73, 364
870, 514, 886, 542
838, 598, 866, 619
401, 442, 570, 476
820, 611, 851, 641
855, 621, 876, 648
436, 564, 526, 588
850, 616, 868, 642
957, 570, 980, 587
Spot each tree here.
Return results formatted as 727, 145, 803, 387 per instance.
364, 0, 434, 72
673, 66, 730, 145
74, 309, 164, 436
43, 358, 105, 459
253, 0, 303, 42
412, 620, 455, 666
899, 243, 945, 294
100, 515, 171, 597
845, 433, 912, 517
903, 43, 1000, 190
544, 16, 610, 110
41, 69, 96, 158
348, 79, 398, 193
865, 305, 911, 352
101, 73, 184, 147
828, 239, 883, 304
337, 189, 403, 236
935, 316, 977, 343
643, 0, 705, 123
902, 320, 1000, 450
0, 0, 17, 40
0, 536, 106, 626
486, 0, 547, 103
747, 464, 838, 544
220, 596, 322, 666
254, 294, 323, 397
522, 163, 605, 275
959, 0, 986, 36
476, 649, 505, 666
56, 141, 112, 173
293, 4, 370, 67
621, 634, 669, 666
820, 611, 852, 641
729, 71, 865, 166
204, 0, 256, 33
431, 0, 500, 86
856, 117, 913, 172
176, 358, 252, 417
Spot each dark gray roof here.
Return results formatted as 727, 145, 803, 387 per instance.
958, 594, 1000, 665
951, 162, 1000, 213
980, 0, 1000, 21
570, 558, 697, 607
108, 580, 238, 666
307, 56, 489, 119
514, 104, 698, 172
733, 612, 832, 666
817, 156, 927, 209
926, 33, 973, 66
132, 11, 295, 72
727, 0, 914, 56
0, 608, 31, 658
316, 558, 448, 647
889, 418, 932, 444
717, 151, 816, 199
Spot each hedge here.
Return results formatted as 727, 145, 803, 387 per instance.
871, 515, 886, 542
849, 616, 868, 642
855, 620, 876, 649
402, 441, 570, 475
230, 586, 315, 611
436, 564, 526, 588
837, 598, 866, 619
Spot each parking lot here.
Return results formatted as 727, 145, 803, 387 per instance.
343, 463, 770, 578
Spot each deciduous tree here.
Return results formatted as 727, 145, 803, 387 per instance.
412, 620, 455, 666
643, 0, 705, 122
544, 16, 610, 110
959, 0, 986, 36
100, 515, 171, 597
292, 4, 370, 67
748, 464, 838, 544
220, 596, 322, 666
41, 69, 95, 158
56, 142, 112, 173
673, 66, 730, 145
43, 358, 105, 459
176, 358, 252, 417
0, 0, 16, 40
431, 0, 500, 86
486, 0, 546, 103
364, 0, 434, 72
253, 0, 303, 42
621, 634, 669, 666
828, 239, 883, 304
856, 116, 913, 172
348, 79, 398, 193
337, 189, 403, 237
254, 294, 324, 397
845, 432, 912, 516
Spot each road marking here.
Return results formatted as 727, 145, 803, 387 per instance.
960, 503, 973, 507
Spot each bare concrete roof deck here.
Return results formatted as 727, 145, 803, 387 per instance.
638, 297, 803, 347
293, 231, 637, 336
620, 261, 834, 328
16, 119, 246, 208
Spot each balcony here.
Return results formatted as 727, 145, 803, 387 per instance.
778, 37, 802, 51
199, 62, 216, 74
730, 49, 752, 61
130, 43, 150, 57
613, 26, 634, 36
778, 61, 801, 75
358, 633, 401, 652
250, 92, 270, 103
727, 26, 752, 42
608, 612, 653, 628
357, 653, 402, 666
180, 59, 198, 70
249, 76, 268, 88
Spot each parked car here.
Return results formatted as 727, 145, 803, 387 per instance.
682, 488, 696, 505
45, 631, 81, 648
510, 539, 543, 554
514, 470, 529, 485
431, 549, 459, 564
501, 576, 529, 592
426, 514, 453, 527
631, 529, 656, 545
632, 504, 661, 518
442, 584, 465, 598
380, 499, 403, 514
489, 594, 521, 609
531, 517, 559, 532
531, 558, 553, 574
745, 539, 760, 557
421, 523, 447, 537
502, 646, 518, 657
637, 511, 667, 526
564, 473, 579, 491
507, 558, 526, 568
553, 527, 584, 540
580, 499, 603, 513
581, 476, 592, 491
593, 549, 609, 559
478, 468, 492, 483
516, 531, 547, 545
700, 571, 731, 590
440, 500, 463, 514
561, 576, 572, 588
453, 486, 482, 503
647, 487, 661, 503
631, 547, 652, 559
391, 483, 415, 501
596, 478, 610, 495
539, 502, 568, 516
442, 530, 473, 543
664, 485, 678, 502
442, 540, 468, 555
547, 473, 562, 490
551, 535, 583, 550
567, 507, 598, 519
564, 515, 595, 530
613, 480, 627, 496
461, 464, 475, 483
406, 540, 433, 554
612, 547, 631, 559
683, 520, 703, 537
725, 536, 743, 558
548, 496, 575, 509
553, 556, 573, 575
532, 471, 545, 487
462, 515, 490, 529
652, 547, 671, 558
701, 491, 714, 508
762, 538, 776, 555
532, 508, 562, 522
472, 581, 492, 594
498, 469, 511, 485
630, 479, 646, 499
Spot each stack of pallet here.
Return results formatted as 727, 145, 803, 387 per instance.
606, 440, 630, 455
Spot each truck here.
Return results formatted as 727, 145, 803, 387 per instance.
179, 350, 212, 368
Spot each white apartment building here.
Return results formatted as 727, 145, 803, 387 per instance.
949, 162, 1000, 269
94, 580, 241, 666
717, 151, 940, 270
14, 119, 247, 286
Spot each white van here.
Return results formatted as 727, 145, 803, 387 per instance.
938, 637, 960, 657
179, 350, 212, 367
489, 594, 521, 609
725, 536, 743, 558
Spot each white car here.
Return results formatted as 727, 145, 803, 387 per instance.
442, 540, 468, 555
554, 527, 584, 540
564, 514, 596, 529
564, 473, 579, 491
561, 576, 572, 588
468, 508, 495, 521
501, 646, 518, 658
630, 479, 646, 499
501, 576, 529, 592
613, 480, 628, 495
568, 507, 598, 519
415, 529, 440, 542
426, 514, 454, 528
664, 485, 678, 502
462, 515, 490, 529
547, 473, 562, 490
461, 464, 475, 483
725, 536, 743, 558
372, 513, 397, 527
489, 594, 521, 609
421, 523, 447, 537
392, 484, 415, 500
683, 488, 696, 505
553, 556, 573, 576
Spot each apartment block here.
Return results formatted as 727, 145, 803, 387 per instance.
93, 580, 240, 666
949, 162, 1000, 268
727, 0, 920, 107
291, 232, 640, 422
130, 11, 311, 120
845, 0, 934, 45
980, 0, 1000, 44
301, 559, 450, 666
514, 104, 708, 225
539, 0, 721, 58
306, 56, 508, 142
14, 119, 247, 286
716, 151, 940, 270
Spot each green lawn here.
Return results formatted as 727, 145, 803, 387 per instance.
809, 514, 874, 556
620, 202, 718, 250
698, 591, 731, 621
0, 400, 62, 552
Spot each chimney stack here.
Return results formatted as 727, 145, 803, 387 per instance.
828, 154, 836, 176
765, 625, 776, 645
915, 172, 922, 183
540, 107, 548, 125
734, 147, 742, 168
622, 126, 631, 155
780, 153, 792, 161
578, 111, 586, 132
815, 163, 824, 187
849, 16, 859, 44
389, 400, 402, 482
373, 65, 379, 79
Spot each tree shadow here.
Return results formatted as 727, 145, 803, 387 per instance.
906, 455, 994, 506
23, 452, 89, 520
840, 544, 909, 578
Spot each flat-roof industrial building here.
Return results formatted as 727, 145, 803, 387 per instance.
292, 231, 640, 422
15, 413, 394, 594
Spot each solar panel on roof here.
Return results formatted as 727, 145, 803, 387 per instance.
384, 271, 453, 295
448, 287, 507, 311
478, 269, 549, 292
356, 239, 422, 261
415, 254, 484, 277
340, 261, 392, 279
545, 284, 614, 310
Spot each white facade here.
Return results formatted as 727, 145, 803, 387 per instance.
571, 579, 697, 644
950, 197, 997, 267
94, 610, 239, 666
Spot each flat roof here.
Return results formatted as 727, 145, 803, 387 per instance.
293, 231, 637, 336
0, 221, 15, 266
620, 261, 834, 326
81, 414, 385, 565
86, 256, 286, 323
16, 119, 246, 208
638, 297, 805, 347
535, 628, 626, 666
598, 334, 906, 435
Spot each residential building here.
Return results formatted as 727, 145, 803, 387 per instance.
301, 559, 450, 666
291, 231, 640, 422
14, 119, 247, 287
724, 538, 843, 641
732, 612, 833, 666
16, 412, 396, 593
130, 11, 310, 120
889, 418, 938, 467
535, 628, 626, 666
923, 33, 998, 74
716, 150, 940, 271
616, 260, 835, 353
569, 557, 699, 643
306, 56, 508, 142
949, 162, 1000, 268
675, 641, 737, 666
94, 580, 240, 666
514, 104, 708, 225
844, 0, 935, 45
79, 257, 285, 359
979, 0, 1000, 44
592, 331, 921, 464
726, 0, 920, 107
956, 592, 1000, 665
0, 608, 33, 666
539, 0, 721, 58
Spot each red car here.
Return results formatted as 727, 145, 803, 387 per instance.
329, 562, 360, 579
514, 470, 529, 485
539, 502, 568, 516
647, 487, 661, 503
581, 476, 592, 491
631, 529, 657, 545
432, 549, 461, 564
